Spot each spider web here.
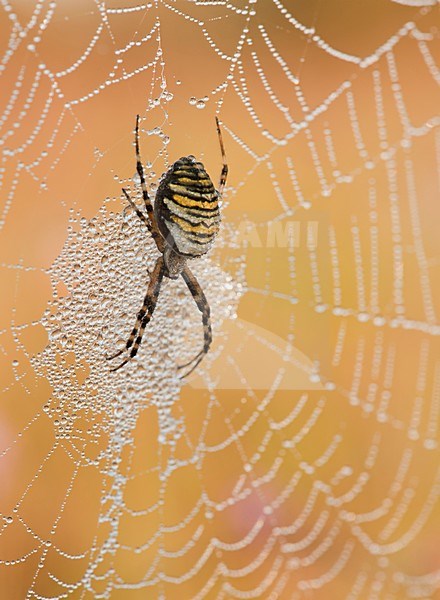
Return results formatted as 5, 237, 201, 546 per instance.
1, 0, 440, 598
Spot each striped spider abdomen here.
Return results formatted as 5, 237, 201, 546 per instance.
154, 156, 221, 258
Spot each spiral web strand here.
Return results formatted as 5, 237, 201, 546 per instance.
0, 1, 439, 598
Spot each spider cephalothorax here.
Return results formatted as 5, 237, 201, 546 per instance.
107, 115, 228, 377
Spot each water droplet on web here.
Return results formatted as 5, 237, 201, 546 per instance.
424, 439, 437, 450
189, 97, 197, 105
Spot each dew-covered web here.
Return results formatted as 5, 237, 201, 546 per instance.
1, 0, 440, 598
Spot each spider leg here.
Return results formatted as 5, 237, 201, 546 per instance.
135, 115, 164, 252
107, 255, 165, 371
178, 266, 212, 378
215, 116, 228, 197
122, 188, 152, 234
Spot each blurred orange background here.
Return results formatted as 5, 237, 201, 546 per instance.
1, 1, 439, 599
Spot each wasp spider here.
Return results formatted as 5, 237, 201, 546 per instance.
107, 115, 228, 377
